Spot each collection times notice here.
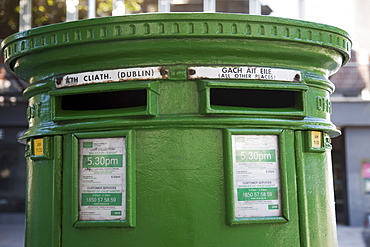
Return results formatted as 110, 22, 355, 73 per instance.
79, 137, 126, 221
232, 135, 282, 218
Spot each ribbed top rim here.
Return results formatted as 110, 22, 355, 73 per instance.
1, 12, 352, 71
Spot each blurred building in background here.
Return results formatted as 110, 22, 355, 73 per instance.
1, 0, 370, 227
0, 63, 27, 214
324, 0, 370, 227
330, 48, 370, 226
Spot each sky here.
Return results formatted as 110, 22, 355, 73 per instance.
262, 0, 355, 37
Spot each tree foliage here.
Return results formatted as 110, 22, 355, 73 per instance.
0, 0, 144, 39
96, 0, 144, 17
31, 0, 66, 26
125, 0, 144, 13
0, 0, 19, 39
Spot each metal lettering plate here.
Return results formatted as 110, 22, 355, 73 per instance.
188, 66, 301, 82
56, 66, 168, 88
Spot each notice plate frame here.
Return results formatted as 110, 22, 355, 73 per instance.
224, 129, 290, 225
72, 130, 135, 228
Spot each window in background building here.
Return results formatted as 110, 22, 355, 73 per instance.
332, 131, 349, 225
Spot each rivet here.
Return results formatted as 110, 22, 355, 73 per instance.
294, 74, 301, 82
188, 69, 196, 75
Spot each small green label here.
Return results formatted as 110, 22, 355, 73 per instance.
236, 150, 276, 163
268, 205, 279, 210
82, 155, 123, 168
111, 211, 122, 216
81, 193, 122, 206
235, 136, 245, 142
237, 187, 278, 201
83, 142, 93, 148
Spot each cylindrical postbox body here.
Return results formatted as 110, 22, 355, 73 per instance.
1, 13, 351, 247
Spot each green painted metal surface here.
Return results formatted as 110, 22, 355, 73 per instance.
1, 13, 351, 247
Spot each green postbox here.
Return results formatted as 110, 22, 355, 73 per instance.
1, 13, 350, 247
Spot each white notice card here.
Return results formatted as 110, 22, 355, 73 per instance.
79, 137, 126, 221
232, 135, 282, 218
